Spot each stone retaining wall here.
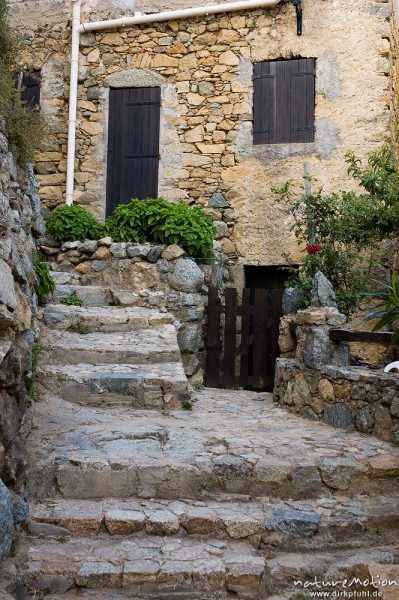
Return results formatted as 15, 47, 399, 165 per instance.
274, 306, 399, 447
0, 118, 43, 584
41, 238, 223, 378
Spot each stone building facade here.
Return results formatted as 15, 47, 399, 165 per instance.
10, 0, 392, 286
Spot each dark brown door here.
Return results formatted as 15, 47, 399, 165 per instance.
245, 266, 288, 391
106, 87, 161, 216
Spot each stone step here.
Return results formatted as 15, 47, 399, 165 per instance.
28, 391, 399, 502
53, 284, 114, 306
28, 493, 399, 552
36, 592, 231, 600
39, 325, 181, 366
37, 362, 191, 410
27, 535, 267, 599
42, 303, 173, 332
267, 545, 399, 598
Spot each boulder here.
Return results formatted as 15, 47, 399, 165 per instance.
323, 403, 353, 429
0, 480, 13, 559
282, 288, 302, 315
12, 496, 29, 524
177, 323, 203, 352
170, 258, 204, 293
213, 221, 229, 239
0, 259, 17, 312
209, 192, 229, 209
146, 245, 164, 263
266, 507, 320, 537
79, 240, 98, 253
110, 243, 127, 258
311, 271, 337, 308
161, 245, 186, 261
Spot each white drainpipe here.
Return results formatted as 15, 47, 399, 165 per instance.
66, 0, 82, 205
66, 0, 282, 204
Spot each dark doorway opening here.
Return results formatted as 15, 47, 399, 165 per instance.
244, 265, 289, 392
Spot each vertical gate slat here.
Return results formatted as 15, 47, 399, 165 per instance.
269, 287, 284, 386
204, 287, 222, 387
239, 288, 251, 388
253, 288, 269, 390
222, 288, 237, 388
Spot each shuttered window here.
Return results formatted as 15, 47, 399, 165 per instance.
253, 58, 315, 145
106, 87, 161, 217
16, 71, 41, 109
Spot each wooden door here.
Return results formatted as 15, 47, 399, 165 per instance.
244, 266, 288, 391
106, 87, 161, 216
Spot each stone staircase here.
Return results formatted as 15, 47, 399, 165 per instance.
24, 283, 399, 599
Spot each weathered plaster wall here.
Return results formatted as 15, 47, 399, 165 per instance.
10, 0, 392, 283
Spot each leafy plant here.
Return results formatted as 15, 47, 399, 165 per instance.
363, 271, 399, 343
105, 197, 170, 243
106, 197, 215, 258
47, 205, 105, 243
345, 144, 399, 240
60, 293, 84, 307
0, 0, 44, 164
181, 400, 193, 410
154, 201, 215, 258
35, 261, 56, 298
68, 322, 92, 334
274, 144, 399, 317
193, 382, 204, 391
275, 185, 381, 316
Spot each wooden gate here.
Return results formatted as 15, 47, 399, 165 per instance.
204, 286, 284, 391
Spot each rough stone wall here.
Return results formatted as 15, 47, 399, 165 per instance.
11, 0, 391, 285
0, 118, 43, 580
274, 306, 399, 447
390, 0, 399, 150
40, 238, 215, 377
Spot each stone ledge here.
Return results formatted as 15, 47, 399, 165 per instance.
274, 358, 399, 446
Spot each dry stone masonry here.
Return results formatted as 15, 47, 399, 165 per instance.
274, 303, 399, 446
39, 236, 221, 377
0, 118, 43, 589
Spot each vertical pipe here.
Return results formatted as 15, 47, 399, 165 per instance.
66, 0, 82, 205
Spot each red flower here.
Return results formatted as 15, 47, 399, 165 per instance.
306, 244, 322, 254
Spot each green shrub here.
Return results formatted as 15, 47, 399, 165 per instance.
274, 144, 399, 317
106, 197, 215, 258
60, 293, 84, 307
35, 261, 56, 297
154, 201, 215, 257
0, 0, 44, 164
68, 322, 92, 334
105, 197, 170, 243
47, 205, 105, 243
364, 271, 399, 343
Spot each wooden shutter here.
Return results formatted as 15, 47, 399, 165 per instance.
253, 61, 277, 144
16, 71, 41, 109
106, 87, 161, 216
253, 58, 315, 145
